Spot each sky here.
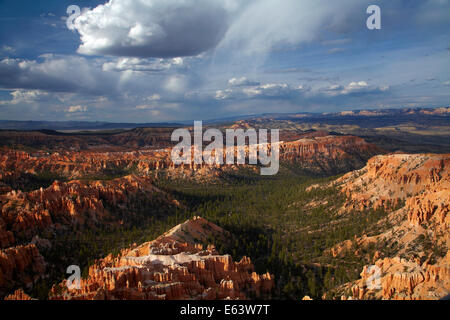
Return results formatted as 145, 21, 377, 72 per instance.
0, 0, 449, 123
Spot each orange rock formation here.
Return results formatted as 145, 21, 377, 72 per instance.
334, 153, 449, 300
0, 174, 176, 243
4, 289, 34, 300
0, 134, 382, 184
280, 135, 383, 173
0, 244, 46, 296
50, 217, 274, 300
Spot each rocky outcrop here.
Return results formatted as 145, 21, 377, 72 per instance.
346, 252, 450, 300
50, 217, 274, 300
280, 135, 384, 174
0, 174, 176, 243
0, 244, 46, 296
406, 183, 449, 228
0, 173, 182, 299
333, 153, 450, 300
0, 148, 173, 181
0, 218, 14, 249
338, 153, 449, 212
4, 289, 34, 300
0, 134, 383, 184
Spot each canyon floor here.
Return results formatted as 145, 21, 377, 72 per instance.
0, 112, 449, 300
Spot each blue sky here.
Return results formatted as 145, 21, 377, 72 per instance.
0, 0, 449, 122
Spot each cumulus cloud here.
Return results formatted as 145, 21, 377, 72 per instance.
72, 0, 235, 58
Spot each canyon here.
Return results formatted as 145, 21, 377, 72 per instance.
0, 124, 448, 300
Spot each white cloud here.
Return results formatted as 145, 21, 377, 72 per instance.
327, 84, 343, 91
213, 80, 390, 102
215, 82, 306, 100
146, 94, 161, 101
342, 81, 369, 93
0, 56, 117, 95
68, 0, 382, 60
246, 83, 308, 99
67, 105, 87, 113
322, 81, 390, 96
344, 81, 389, 95
73, 0, 235, 58
0, 90, 49, 105
69, 0, 450, 62
215, 89, 233, 100
12, 90, 48, 103
102, 57, 183, 72
228, 77, 260, 86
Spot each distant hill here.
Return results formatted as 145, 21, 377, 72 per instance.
208, 107, 450, 127
0, 107, 447, 130
0, 120, 183, 131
